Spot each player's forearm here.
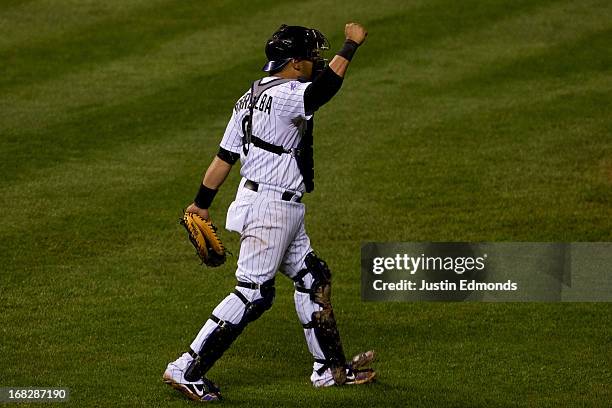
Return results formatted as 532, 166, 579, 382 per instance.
328, 42, 358, 78
202, 156, 232, 189
303, 27, 366, 113
192, 156, 233, 209
330, 20, 367, 77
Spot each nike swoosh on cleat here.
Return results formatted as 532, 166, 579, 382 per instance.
185, 383, 205, 397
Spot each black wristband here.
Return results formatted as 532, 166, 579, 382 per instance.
336, 39, 360, 61
194, 184, 218, 209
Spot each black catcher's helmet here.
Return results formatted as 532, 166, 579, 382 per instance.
262, 24, 330, 73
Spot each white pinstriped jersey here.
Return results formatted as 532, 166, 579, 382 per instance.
219, 77, 313, 193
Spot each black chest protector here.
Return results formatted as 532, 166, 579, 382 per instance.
241, 78, 315, 193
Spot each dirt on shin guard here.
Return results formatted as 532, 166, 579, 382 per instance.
312, 307, 347, 380
312, 281, 332, 307
307, 253, 349, 383
332, 365, 347, 384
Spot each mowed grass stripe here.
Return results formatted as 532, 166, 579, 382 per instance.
0, 4, 580, 218
313, 0, 611, 126
3, 284, 610, 406
313, 0, 608, 139
0, 0, 575, 182
0, 0, 421, 137
0, 1, 421, 180
0, 167, 242, 280
0, 2, 280, 143
0, 58, 257, 179
1, 1, 610, 407
358, 0, 564, 50
0, 0, 282, 91
0, 24, 263, 136
2, 79, 607, 281
305, 1, 611, 241
0, 0, 168, 49
349, 31, 611, 170
435, 29, 612, 97
310, 83, 610, 242
404, 92, 608, 239
1, 2, 608, 207
313, 85, 609, 239
0, 2, 556, 123
327, 80, 610, 239
0, 114, 244, 231
1, 12, 605, 253
0, 0, 35, 12
1, 1, 608, 241
0, 0, 428, 141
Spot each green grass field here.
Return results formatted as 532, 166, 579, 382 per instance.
1, 0, 611, 406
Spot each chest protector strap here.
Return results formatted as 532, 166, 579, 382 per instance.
242, 78, 293, 155
242, 78, 316, 192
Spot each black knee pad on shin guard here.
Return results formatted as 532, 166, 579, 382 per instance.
241, 285, 275, 323
304, 252, 332, 307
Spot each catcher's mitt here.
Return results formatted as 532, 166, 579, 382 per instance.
180, 212, 226, 267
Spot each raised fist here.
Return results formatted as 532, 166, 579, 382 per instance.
345, 22, 367, 45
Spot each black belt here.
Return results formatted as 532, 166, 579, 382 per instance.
236, 279, 275, 290
244, 180, 301, 203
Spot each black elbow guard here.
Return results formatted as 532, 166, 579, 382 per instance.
217, 147, 240, 165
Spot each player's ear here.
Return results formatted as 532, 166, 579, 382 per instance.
291, 58, 301, 71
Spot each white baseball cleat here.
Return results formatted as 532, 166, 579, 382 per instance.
311, 366, 377, 387
311, 351, 377, 388
162, 353, 221, 402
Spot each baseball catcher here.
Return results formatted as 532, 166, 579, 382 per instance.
164, 22, 374, 402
